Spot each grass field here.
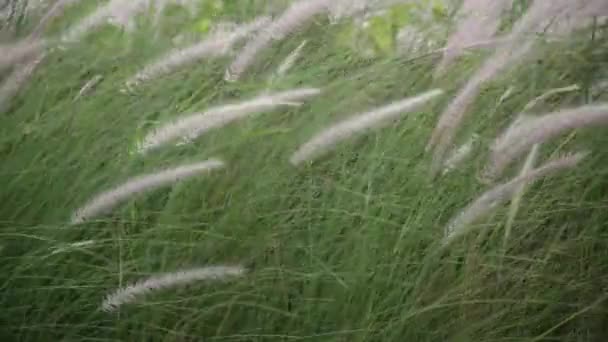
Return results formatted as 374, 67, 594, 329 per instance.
2, 2, 608, 341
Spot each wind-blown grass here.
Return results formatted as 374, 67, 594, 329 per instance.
2, 1, 608, 341
225, 0, 331, 81
101, 265, 246, 312
138, 88, 321, 154
486, 103, 608, 180
444, 151, 587, 245
125, 16, 270, 88
290, 89, 444, 166
71, 159, 225, 224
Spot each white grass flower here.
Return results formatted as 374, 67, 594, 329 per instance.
30, 0, 81, 39
125, 16, 270, 88
427, 0, 600, 175
101, 265, 246, 312
435, 0, 512, 76
60, 0, 185, 42
0, 53, 45, 113
486, 103, 608, 180
0, 39, 46, 71
290, 89, 444, 166
71, 158, 225, 224
520, 84, 580, 113
225, 0, 331, 81
427, 39, 535, 175
443, 151, 587, 245
138, 88, 321, 154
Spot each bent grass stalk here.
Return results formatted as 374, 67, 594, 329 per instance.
225, 0, 331, 81
290, 89, 444, 166
71, 158, 225, 224
102, 265, 246, 312
443, 151, 587, 245
138, 88, 321, 154
126, 16, 270, 88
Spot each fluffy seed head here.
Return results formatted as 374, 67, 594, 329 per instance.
138, 88, 321, 154
102, 265, 246, 312
71, 159, 225, 224
290, 89, 444, 166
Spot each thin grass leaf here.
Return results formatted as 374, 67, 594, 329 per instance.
502, 143, 539, 252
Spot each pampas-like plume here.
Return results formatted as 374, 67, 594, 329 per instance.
435, 0, 512, 76
225, 0, 331, 81
0, 39, 46, 72
30, 0, 81, 39
101, 265, 246, 312
0, 53, 45, 113
71, 159, 225, 224
60, 0, 147, 42
125, 16, 270, 88
443, 151, 587, 245
138, 88, 321, 154
427, 0, 604, 175
485, 103, 608, 181
290, 89, 444, 166
61, 0, 198, 42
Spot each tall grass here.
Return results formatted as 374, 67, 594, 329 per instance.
1, 1, 608, 341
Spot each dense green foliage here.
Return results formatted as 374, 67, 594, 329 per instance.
1, 1, 608, 341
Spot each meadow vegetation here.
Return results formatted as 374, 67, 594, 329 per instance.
1, 0, 608, 340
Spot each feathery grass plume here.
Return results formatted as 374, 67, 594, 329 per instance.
443, 151, 587, 245
60, 0, 151, 43
70, 158, 225, 224
138, 88, 321, 154
426, 0, 597, 176
485, 103, 608, 181
435, 0, 512, 76
481, 84, 580, 182
30, 0, 81, 39
225, 0, 331, 81
290, 89, 444, 166
125, 16, 270, 89
0, 53, 45, 113
101, 265, 246, 312
0, 39, 46, 72
441, 133, 479, 176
